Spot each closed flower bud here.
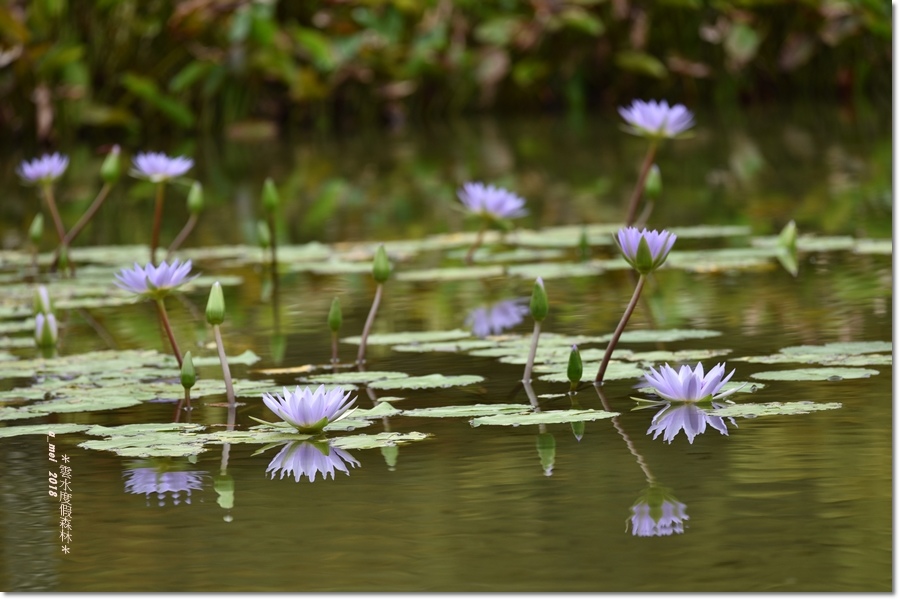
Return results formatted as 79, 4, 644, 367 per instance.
567, 344, 583, 389
206, 281, 226, 325
328, 297, 342, 333
262, 177, 280, 214
256, 220, 271, 249
28, 213, 44, 245
187, 181, 204, 215
33, 285, 52, 315
34, 313, 58, 348
100, 145, 122, 184
529, 277, 548, 322
181, 350, 196, 389
372, 244, 391, 283
645, 164, 662, 200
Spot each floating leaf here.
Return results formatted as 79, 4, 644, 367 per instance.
471, 408, 618, 427
708, 401, 843, 418
329, 431, 431, 450
401, 404, 530, 419
192, 350, 262, 366
302, 371, 408, 385
341, 330, 472, 346
396, 266, 505, 282
749, 367, 879, 381
368, 374, 484, 390
0, 423, 92, 439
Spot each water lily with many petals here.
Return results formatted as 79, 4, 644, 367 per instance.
457, 182, 528, 221
615, 227, 677, 275
642, 362, 739, 403
619, 99, 694, 140
131, 152, 193, 182
18, 153, 69, 184
262, 384, 356, 433
266, 441, 360, 483
114, 259, 197, 300
647, 401, 737, 444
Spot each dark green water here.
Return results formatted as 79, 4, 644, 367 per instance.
0, 102, 892, 591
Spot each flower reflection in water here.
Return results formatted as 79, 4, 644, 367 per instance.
124, 461, 206, 507
628, 485, 690, 537
465, 298, 529, 338
266, 441, 360, 483
647, 401, 737, 444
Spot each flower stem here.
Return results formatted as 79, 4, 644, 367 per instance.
50, 182, 112, 272
214, 323, 236, 407
155, 298, 183, 368
331, 332, 339, 365
595, 274, 646, 383
41, 182, 67, 244
267, 214, 278, 266
356, 283, 383, 365
150, 182, 166, 265
166, 212, 199, 261
522, 320, 542, 383
595, 385, 655, 484
464, 224, 486, 265
174, 387, 192, 423
624, 142, 658, 227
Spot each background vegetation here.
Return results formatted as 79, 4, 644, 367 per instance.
0, 0, 891, 142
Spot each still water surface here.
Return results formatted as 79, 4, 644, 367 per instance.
0, 103, 892, 591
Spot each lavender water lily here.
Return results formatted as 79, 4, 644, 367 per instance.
261, 384, 357, 433
131, 151, 194, 265
18, 153, 70, 269
457, 182, 527, 264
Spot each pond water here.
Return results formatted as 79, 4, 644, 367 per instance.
0, 102, 892, 592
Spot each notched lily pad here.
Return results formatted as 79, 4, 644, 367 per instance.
301, 371, 408, 385
341, 330, 472, 346
78, 423, 208, 458
708, 401, 843, 418
470, 408, 619, 427
401, 404, 531, 419
396, 266, 505, 282
0, 423, 92, 439
329, 431, 431, 450
749, 367, 879, 381
368, 374, 484, 390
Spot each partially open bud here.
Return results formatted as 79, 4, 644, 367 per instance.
33, 285, 53, 315
28, 213, 44, 245
328, 297, 342, 333
100, 145, 122, 184
372, 244, 392, 283
34, 313, 58, 348
206, 281, 226, 325
262, 177, 280, 214
187, 181, 204, 215
181, 350, 196, 389
529, 277, 548, 322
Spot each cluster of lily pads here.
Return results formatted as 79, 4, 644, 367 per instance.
4, 98, 889, 533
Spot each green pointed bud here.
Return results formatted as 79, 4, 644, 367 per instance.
34, 313, 58, 348
381, 445, 399, 471
372, 244, 392, 283
187, 181, 204, 215
536, 432, 556, 477
180, 350, 196, 389
567, 344, 582, 390
256, 220, 271, 249
206, 281, 226, 325
100, 144, 122, 184
33, 285, 52, 315
29, 213, 44, 245
262, 177, 280, 214
571, 420, 585, 442
214, 473, 235, 510
645, 164, 662, 200
778, 219, 797, 254
529, 277, 548, 322
328, 297, 342, 333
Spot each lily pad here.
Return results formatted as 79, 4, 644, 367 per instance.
341, 330, 473, 346
368, 374, 484, 390
0, 423, 93, 439
854, 239, 892, 255
470, 408, 619, 427
749, 367, 879, 381
708, 401, 843, 418
301, 371, 409, 385
329, 431, 431, 450
401, 404, 531, 418
396, 266, 505, 282
191, 350, 262, 367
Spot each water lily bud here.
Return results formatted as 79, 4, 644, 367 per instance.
100, 144, 122, 184
187, 181, 204, 215
256, 220, 271, 249
206, 281, 226, 325
372, 244, 391, 283
180, 350, 196, 389
567, 344, 582, 390
33, 285, 52, 315
536, 432, 556, 477
778, 219, 797, 254
262, 177, 280, 214
328, 297, 342, 333
28, 213, 44, 245
645, 164, 662, 200
34, 313, 58, 348
529, 277, 548, 322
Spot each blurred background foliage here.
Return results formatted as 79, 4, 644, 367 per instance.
0, 0, 891, 143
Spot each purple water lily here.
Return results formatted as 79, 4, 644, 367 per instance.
131, 151, 193, 182
619, 99, 694, 139
647, 401, 737, 444
17, 153, 69, 184
114, 258, 197, 299
628, 486, 689, 537
642, 362, 738, 403
458, 182, 528, 220
615, 226, 676, 275
465, 298, 530, 338
266, 441, 360, 483
124, 467, 206, 506
262, 384, 356, 433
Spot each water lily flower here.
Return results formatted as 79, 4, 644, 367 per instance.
262, 384, 356, 433
131, 151, 193, 182
619, 99, 694, 139
642, 362, 739, 403
628, 484, 689, 537
114, 258, 197, 299
124, 467, 206, 506
266, 441, 360, 483
458, 182, 528, 221
615, 226, 677, 275
17, 153, 69, 184
647, 401, 737, 444
465, 298, 529, 337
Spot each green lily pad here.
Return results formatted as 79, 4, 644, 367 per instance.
538, 360, 645, 382
396, 266, 505, 282
401, 404, 531, 418
708, 401, 843, 418
0, 423, 93, 439
610, 329, 722, 343
368, 374, 484, 390
329, 431, 431, 450
78, 423, 209, 458
666, 248, 776, 272
505, 261, 609, 280
470, 408, 619, 427
301, 371, 408, 385
391, 339, 500, 354
854, 239, 892, 255
749, 367, 879, 381
191, 350, 262, 367
341, 330, 472, 346
781, 341, 891, 356
625, 349, 733, 363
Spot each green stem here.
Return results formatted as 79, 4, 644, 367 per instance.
155, 298, 183, 368
522, 320, 542, 383
594, 274, 646, 383
464, 223, 487, 265
624, 142, 658, 227
150, 182, 166, 265
267, 214, 278, 266
214, 323, 236, 407
331, 332, 339, 365
51, 182, 112, 272
166, 212, 199, 261
356, 283, 383, 365
41, 183, 67, 244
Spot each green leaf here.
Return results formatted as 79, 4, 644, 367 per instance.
708, 401, 842, 418
749, 367, 879, 381
471, 408, 619, 427
368, 374, 484, 391
615, 50, 667, 79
